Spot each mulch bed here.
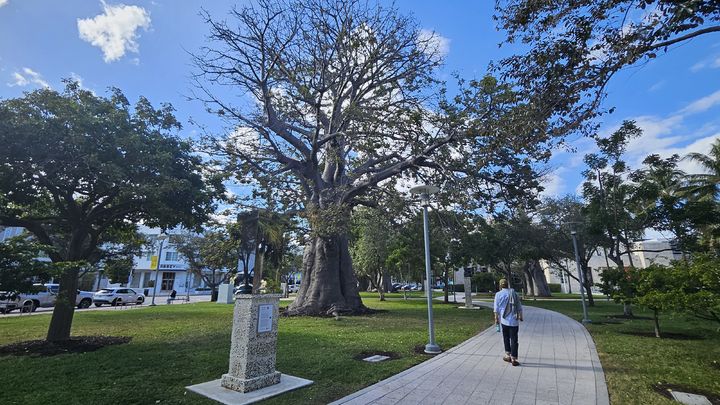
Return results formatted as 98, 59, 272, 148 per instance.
352, 350, 401, 361
619, 331, 704, 340
653, 383, 720, 405
608, 314, 653, 320
0, 336, 131, 357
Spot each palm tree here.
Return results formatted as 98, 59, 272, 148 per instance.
682, 139, 720, 202
682, 139, 720, 251
236, 210, 288, 294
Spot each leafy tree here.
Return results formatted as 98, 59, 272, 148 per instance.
495, 0, 720, 133
194, 0, 561, 315
175, 230, 235, 301
537, 196, 604, 304
0, 83, 222, 341
669, 254, 720, 326
635, 264, 676, 338
0, 236, 55, 296
598, 265, 641, 318
583, 121, 648, 268
350, 207, 396, 300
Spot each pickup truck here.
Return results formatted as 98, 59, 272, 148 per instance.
0, 284, 94, 313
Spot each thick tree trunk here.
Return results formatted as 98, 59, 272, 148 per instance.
287, 234, 366, 316
530, 260, 551, 297
46, 264, 81, 342
623, 302, 634, 317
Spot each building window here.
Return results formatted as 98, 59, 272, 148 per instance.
145, 251, 153, 261
165, 251, 179, 262
161, 272, 175, 290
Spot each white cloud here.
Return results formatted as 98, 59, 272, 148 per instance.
77, 1, 151, 63
417, 29, 450, 59
8, 67, 50, 88
648, 80, 665, 92
690, 54, 720, 72
0, 0, 8, 8
678, 89, 720, 115
539, 169, 565, 198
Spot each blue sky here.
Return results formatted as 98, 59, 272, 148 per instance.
1, 0, 718, 201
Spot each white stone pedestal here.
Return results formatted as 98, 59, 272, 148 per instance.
221, 294, 281, 392
218, 283, 234, 304
464, 277, 473, 308
187, 293, 313, 404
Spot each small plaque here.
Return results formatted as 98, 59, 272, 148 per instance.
362, 355, 390, 363
258, 304, 273, 333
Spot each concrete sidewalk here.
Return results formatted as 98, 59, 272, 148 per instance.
331, 303, 609, 405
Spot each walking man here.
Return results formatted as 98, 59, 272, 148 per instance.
494, 278, 523, 366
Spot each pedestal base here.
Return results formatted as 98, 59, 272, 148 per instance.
187, 374, 313, 405
221, 371, 281, 393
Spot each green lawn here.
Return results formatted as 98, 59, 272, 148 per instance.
525, 300, 720, 405
0, 297, 491, 404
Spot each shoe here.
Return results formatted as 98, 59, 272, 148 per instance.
503, 355, 511, 363
512, 359, 520, 366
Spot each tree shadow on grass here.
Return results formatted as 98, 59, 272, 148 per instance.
0, 335, 131, 357
619, 331, 705, 340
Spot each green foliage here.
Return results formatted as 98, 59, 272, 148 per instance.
598, 266, 640, 307
548, 283, 562, 293
665, 255, 720, 324
102, 257, 134, 285
0, 82, 223, 339
495, 0, 720, 136
471, 272, 499, 292
0, 236, 55, 294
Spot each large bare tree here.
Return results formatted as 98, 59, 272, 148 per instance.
193, 0, 559, 315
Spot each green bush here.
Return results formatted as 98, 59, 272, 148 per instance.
548, 283, 562, 293
451, 284, 464, 293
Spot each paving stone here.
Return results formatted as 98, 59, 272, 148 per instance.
330, 303, 609, 405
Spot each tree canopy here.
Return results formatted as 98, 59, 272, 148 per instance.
495, 0, 720, 133
194, 0, 562, 315
0, 82, 223, 341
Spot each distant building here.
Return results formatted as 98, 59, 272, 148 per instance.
542, 239, 683, 294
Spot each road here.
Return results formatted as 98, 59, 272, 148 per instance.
0, 294, 213, 318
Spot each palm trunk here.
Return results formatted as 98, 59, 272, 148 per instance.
287, 234, 366, 316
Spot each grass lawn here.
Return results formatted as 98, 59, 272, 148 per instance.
0, 296, 491, 404
525, 300, 720, 404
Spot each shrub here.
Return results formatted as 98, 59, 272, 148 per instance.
548, 283, 562, 293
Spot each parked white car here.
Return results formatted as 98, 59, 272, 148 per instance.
93, 288, 145, 307
0, 284, 94, 313
287, 284, 300, 293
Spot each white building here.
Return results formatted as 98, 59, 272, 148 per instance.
542, 239, 683, 294
128, 231, 254, 298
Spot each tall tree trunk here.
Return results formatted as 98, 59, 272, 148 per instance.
653, 309, 661, 338
252, 250, 265, 294
443, 266, 449, 303
287, 235, 366, 316
46, 263, 81, 342
523, 262, 536, 298
530, 260, 552, 297
581, 265, 595, 306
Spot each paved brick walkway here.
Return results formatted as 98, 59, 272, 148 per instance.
330, 303, 609, 405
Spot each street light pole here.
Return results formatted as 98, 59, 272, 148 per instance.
570, 230, 591, 323
410, 185, 441, 354
150, 234, 168, 306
